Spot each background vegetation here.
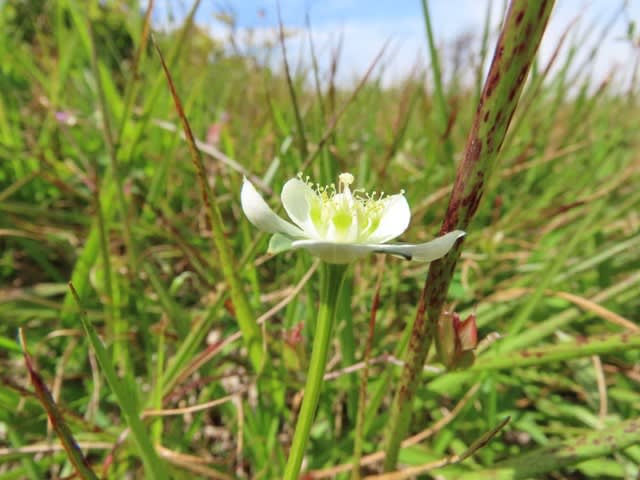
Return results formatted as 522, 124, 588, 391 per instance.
1, 0, 639, 478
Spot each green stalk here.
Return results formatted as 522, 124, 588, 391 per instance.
283, 263, 347, 480
422, 0, 454, 165
277, 4, 308, 160
383, 0, 556, 471
87, 17, 139, 369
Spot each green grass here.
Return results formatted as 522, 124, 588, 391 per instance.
1, 1, 639, 479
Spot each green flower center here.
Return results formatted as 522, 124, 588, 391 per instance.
304, 173, 390, 243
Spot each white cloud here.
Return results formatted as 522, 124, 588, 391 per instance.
186, 0, 639, 91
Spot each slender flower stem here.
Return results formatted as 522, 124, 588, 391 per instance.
284, 263, 348, 480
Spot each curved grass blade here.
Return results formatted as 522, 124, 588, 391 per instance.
153, 39, 264, 372
69, 283, 169, 480
19, 329, 99, 480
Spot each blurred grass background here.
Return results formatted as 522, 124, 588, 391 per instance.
1, 0, 639, 478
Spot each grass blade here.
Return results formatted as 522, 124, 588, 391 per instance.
153, 39, 264, 372
69, 283, 169, 480
463, 416, 640, 479
19, 329, 98, 480
383, 0, 556, 470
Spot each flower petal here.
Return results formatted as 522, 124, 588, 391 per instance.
280, 178, 319, 237
291, 240, 378, 264
240, 178, 304, 237
291, 230, 465, 264
366, 193, 411, 243
372, 230, 465, 261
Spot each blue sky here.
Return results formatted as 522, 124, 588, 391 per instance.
156, 1, 639, 89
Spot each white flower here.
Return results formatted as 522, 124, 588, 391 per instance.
240, 173, 465, 264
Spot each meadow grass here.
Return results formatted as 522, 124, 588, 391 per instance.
1, 1, 639, 479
